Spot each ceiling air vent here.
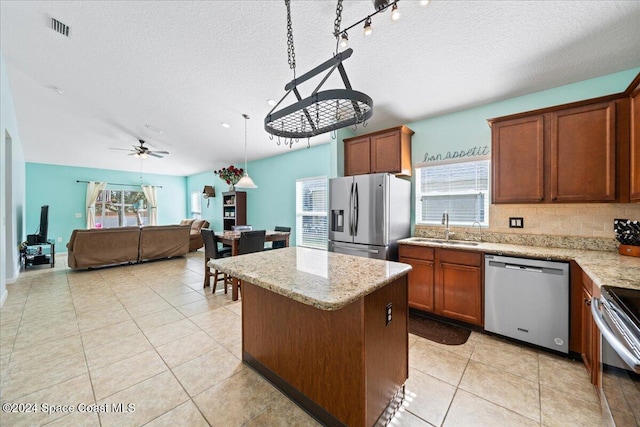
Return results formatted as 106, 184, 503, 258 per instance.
50, 17, 70, 37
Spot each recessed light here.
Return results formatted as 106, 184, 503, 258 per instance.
144, 124, 163, 134
221, 123, 230, 128
267, 99, 277, 107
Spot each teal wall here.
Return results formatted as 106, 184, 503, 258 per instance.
26, 163, 187, 245
243, 143, 331, 246
19, 67, 640, 257
185, 166, 228, 232
404, 67, 640, 229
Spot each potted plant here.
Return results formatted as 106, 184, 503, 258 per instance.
214, 165, 244, 191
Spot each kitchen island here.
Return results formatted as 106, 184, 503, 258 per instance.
209, 247, 412, 427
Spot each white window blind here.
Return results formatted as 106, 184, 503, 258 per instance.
416, 159, 490, 226
296, 177, 328, 250
190, 191, 202, 219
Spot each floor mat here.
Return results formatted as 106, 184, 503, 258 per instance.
409, 312, 471, 345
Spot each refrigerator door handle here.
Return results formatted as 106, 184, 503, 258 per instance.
348, 182, 354, 236
354, 182, 359, 236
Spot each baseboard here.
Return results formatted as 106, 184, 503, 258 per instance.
0, 288, 7, 307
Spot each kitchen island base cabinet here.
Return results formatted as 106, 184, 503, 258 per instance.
242, 278, 408, 427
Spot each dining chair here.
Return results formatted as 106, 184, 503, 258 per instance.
238, 230, 267, 255
201, 229, 232, 293
229, 230, 266, 299
265, 225, 291, 250
231, 225, 253, 231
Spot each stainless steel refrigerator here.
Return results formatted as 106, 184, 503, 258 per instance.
328, 173, 411, 260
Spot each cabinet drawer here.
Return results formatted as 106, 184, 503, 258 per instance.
437, 249, 482, 267
399, 244, 434, 261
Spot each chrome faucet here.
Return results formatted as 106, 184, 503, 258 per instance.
442, 211, 455, 240
472, 221, 482, 242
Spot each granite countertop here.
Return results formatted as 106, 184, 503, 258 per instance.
209, 247, 412, 311
397, 237, 640, 292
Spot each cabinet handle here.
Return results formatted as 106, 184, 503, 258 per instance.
539, 197, 544, 202
584, 298, 591, 306
551, 196, 557, 201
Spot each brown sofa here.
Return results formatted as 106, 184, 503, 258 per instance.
67, 225, 190, 269
180, 219, 210, 251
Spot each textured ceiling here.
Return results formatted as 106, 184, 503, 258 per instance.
2, 1, 640, 176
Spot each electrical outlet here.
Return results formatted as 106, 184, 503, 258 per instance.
509, 217, 524, 228
75, 213, 82, 218
385, 303, 392, 325
57, 237, 62, 242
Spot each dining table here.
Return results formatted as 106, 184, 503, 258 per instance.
215, 230, 291, 301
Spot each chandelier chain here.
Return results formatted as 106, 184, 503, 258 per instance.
285, 0, 296, 74
334, 0, 343, 37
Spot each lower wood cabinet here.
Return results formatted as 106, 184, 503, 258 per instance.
581, 270, 601, 387
399, 245, 483, 326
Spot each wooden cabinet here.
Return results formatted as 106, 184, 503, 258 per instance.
491, 100, 617, 203
550, 102, 616, 202
492, 115, 545, 203
399, 245, 483, 326
222, 191, 247, 231
581, 270, 601, 387
344, 126, 413, 176
399, 245, 435, 313
435, 249, 483, 326
630, 77, 640, 202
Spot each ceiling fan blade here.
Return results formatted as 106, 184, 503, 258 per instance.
152, 150, 170, 154
128, 152, 137, 156
110, 147, 132, 151
148, 152, 163, 158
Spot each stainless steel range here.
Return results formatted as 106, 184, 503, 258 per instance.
592, 285, 640, 426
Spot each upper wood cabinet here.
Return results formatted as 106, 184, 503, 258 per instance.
344, 125, 413, 176
492, 115, 545, 203
490, 100, 618, 203
630, 77, 640, 202
550, 101, 616, 202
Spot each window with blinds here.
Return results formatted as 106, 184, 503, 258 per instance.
415, 159, 490, 226
296, 177, 328, 250
190, 191, 202, 219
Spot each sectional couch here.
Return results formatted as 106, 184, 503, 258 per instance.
67, 225, 190, 269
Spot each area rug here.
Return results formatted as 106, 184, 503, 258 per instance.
409, 312, 471, 345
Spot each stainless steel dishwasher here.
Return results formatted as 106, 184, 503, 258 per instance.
484, 254, 570, 353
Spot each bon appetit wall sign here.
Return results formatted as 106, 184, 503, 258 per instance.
421, 145, 490, 163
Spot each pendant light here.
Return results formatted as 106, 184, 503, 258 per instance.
235, 114, 257, 189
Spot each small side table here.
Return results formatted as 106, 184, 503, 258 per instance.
22, 240, 55, 269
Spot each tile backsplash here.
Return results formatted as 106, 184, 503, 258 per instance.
490, 203, 640, 238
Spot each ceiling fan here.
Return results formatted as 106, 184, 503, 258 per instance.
110, 139, 169, 159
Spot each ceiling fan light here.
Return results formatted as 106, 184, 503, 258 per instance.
420, 0, 430, 6
140, 153, 148, 159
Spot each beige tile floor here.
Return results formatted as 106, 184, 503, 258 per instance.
0, 252, 604, 426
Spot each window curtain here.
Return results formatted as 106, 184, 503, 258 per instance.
141, 185, 158, 225
86, 181, 107, 229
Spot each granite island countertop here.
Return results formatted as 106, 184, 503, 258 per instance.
209, 246, 412, 310
397, 237, 640, 292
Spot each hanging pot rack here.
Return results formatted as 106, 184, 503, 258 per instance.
264, 48, 373, 140
264, 0, 373, 142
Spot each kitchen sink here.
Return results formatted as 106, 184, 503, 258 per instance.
411, 238, 479, 246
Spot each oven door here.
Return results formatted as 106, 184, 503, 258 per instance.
592, 297, 640, 426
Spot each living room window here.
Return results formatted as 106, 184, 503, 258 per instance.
296, 177, 328, 250
95, 189, 148, 228
415, 159, 490, 227
190, 191, 202, 219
